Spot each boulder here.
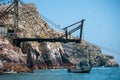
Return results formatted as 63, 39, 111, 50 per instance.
0, 69, 3, 75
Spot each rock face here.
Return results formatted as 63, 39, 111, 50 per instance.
103, 54, 119, 67
0, 3, 75, 69
0, 37, 31, 74
0, 3, 119, 73
63, 41, 119, 67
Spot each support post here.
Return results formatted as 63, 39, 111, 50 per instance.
65, 27, 68, 39
13, 39, 21, 47
13, 0, 19, 38
80, 19, 85, 44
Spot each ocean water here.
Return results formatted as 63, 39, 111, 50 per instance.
0, 67, 120, 80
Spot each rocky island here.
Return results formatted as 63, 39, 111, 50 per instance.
0, 3, 119, 74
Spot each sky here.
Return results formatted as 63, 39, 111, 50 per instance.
22, 0, 120, 64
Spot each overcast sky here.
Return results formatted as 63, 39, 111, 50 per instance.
23, 0, 120, 64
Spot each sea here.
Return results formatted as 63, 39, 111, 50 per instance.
0, 67, 120, 80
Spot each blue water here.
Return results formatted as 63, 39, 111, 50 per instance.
0, 67, 120, 80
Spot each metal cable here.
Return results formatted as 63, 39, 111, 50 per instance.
40, 13, 64, 32
85, 40, 120, 56
0, 2, 14, 19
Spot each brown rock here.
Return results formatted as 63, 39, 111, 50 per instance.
0, 69, 3, 75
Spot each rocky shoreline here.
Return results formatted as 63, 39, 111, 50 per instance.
0, 37, 32, 75
0, 37, 119, 75
0, 4, 119, 75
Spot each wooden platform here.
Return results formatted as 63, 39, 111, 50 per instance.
13, 38, 80, 47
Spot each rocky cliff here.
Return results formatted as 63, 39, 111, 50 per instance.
0, 37, 31, 73
63, 42, 119, 67
0, 3, 119, 74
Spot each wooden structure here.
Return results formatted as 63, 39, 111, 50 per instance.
0, 0, 85, 47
